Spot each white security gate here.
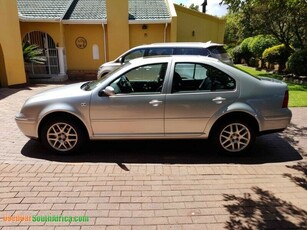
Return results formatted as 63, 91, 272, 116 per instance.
23, 31, 59, 75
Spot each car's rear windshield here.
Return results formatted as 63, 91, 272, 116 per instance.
207, 46, 227, 54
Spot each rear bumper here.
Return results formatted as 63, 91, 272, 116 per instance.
261, 109, 292, 133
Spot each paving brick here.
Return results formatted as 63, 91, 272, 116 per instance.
52, 203, 75, 210
74, 203, 97, 210
5, 204, 30, 211
120, 217, 144, 225
2, 227, 29, 230
37, 192, 59, 197
85, 210, 109, 217
1, 197, 23, 204
29, 203, 53, 210
144, 217, 169, 225
109, 210, 132, 217
44, 197, 67, 203
95, 217, 120, 225
66, 197, 88, 203
81, 227, 106, 230
16, 191, 39, 197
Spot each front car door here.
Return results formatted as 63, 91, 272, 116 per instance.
90, 62, 169, 137
165, 61, 239, 136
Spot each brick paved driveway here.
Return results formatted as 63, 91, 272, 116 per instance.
0, 84, 306, 230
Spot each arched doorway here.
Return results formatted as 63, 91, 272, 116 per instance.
0, 43, 8, 87
23, 31, 59, 75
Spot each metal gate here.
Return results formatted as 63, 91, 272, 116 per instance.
23, 31, 59, 75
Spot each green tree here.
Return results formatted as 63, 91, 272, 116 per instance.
221, 0, 307, 49
224, 13, 240, 44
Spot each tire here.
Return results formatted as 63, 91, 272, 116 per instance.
211, 119, 255, 155
41, 117, 85, 154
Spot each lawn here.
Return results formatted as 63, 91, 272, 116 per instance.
236, 65, 307, 107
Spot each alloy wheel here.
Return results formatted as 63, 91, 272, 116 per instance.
219, 123, 251, 152
46, 122, 78, 152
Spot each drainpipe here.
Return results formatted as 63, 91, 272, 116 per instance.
102, 23, 107, 62
164, 23, 168, 42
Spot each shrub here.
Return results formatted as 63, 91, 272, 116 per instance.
240, 37, 254, 64
229, 45, 243, 64
287, 49, 307, 76
262, 44, 293, 72
248, 35, 279, 59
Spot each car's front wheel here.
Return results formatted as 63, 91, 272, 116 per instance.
41, 118, 85, 154
212, 120, 255, 154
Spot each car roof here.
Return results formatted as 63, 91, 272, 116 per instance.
128, 55, 221, 65
132, 41, 225, 49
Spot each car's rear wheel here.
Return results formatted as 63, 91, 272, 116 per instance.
212, 120, 255, 154
41, 118, 85, 154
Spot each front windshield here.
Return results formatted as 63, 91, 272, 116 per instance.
82, 63, 130, 91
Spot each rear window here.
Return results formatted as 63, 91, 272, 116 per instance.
173, 48, 209, 56
207, 46, 227, 54
146, 48, 173, 56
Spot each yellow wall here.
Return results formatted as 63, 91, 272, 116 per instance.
0, 0, 26, 86
175, 4, 225, 43
20, 22, 64, 47
106, 0, 130, 61
129, 24, 171, 48
64, 24, 105, 70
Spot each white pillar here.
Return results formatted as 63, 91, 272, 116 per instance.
56, 47, 65, 75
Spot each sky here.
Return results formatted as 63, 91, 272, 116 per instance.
173, 0, 228, 17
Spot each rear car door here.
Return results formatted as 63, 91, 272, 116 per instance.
165, 62, 239, 136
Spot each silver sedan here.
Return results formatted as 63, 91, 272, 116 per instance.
15, 56, 292, 155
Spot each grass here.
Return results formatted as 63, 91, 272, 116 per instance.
236, 65, 307, 107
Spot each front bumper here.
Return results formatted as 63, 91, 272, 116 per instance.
15, 114, 38, 139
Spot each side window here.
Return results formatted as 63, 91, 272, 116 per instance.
110, 63, 168, 94
173, 48, 209, 56
123, 49, 145, 62
146, 48, 173, 56
172, 63, 235, 93
174, 63, 206, 80
205, 66, 236, 91
172, 63, 207, 92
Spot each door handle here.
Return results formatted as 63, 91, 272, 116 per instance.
149, 100, 163, 107
212, 97, 226, 104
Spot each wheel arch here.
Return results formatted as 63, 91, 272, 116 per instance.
38, 111, 89, 141
208, 111, 260, 139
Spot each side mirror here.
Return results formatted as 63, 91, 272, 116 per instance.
102, 86, 116, 96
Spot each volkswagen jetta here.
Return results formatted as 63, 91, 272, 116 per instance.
16, 56, 292, 155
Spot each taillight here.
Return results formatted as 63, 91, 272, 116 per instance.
282, 90, 289, 108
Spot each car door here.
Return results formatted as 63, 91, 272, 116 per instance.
90, 62, 168, 137
165, 62, 239, 136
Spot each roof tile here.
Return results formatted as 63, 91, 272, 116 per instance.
17, 0, 171, 22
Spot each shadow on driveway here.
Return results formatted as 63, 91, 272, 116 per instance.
21, 133, 303, 165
